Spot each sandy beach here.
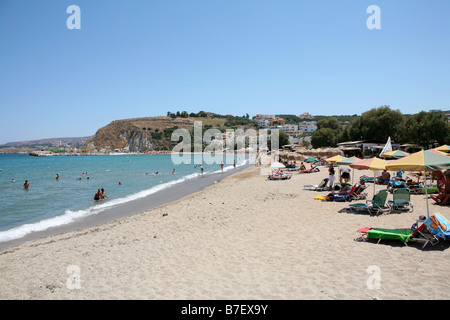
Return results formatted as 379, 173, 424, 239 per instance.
0, 163, 449, 300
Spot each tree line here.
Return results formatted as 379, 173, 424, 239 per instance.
311, 106, 450, 149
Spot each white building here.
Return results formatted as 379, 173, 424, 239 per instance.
257, 119, 271, 128
280, 124, 299, 134
298, 121, 317, 133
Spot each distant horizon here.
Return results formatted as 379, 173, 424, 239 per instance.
1, 1, 449, 144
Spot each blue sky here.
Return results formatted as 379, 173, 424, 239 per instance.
0, 0, 449, 144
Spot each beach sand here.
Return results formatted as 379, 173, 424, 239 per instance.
0, 164, 449, 300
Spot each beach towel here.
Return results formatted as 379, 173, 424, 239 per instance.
423, 213, 450, 240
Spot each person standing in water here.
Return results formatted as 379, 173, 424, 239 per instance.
94, 189, 102, 201
23, 180, 30, 189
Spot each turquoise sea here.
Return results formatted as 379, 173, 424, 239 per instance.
0, 153, 248, 243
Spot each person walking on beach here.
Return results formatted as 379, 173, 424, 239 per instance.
221, 162, 224, 172
233, 160, 236, 169
328, 163, 335, 190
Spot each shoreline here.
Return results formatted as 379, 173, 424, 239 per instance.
1, 164, 449, 299
0, 162, 252, 250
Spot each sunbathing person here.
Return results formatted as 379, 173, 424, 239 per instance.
376, 170, 391, 184
334, 179, 366, 195
431, 170, 450, 205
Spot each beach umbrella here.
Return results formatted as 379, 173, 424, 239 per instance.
336, 156, 362, 165
325, 155, 346, 164
428, 149, 449, 156
434, 145, 450, 153
350, 157, 389, 171
380, 150, 410, 159
336, 156, 362, 183
304, 157, 319, 163
350, 157, 389, 195
270, 162, 286, 169
386, 150, 450, 172
386, 150, 450, 218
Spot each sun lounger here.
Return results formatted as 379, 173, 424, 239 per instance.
357, 227, 433, 248
357, 215, 444, 248
348, 189, 391, 216
388, 188, 413, 212
316, 184, 359, 202
360, 176, 375, 183
304, 178, 329, 191
299, 166, 319, 174
409, 185, 439, 195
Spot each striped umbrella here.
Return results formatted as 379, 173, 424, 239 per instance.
325, 155, 347, 163
380, 150, 410, 159
336, 156, 362, 183
386, 150, 450, 217
350, 157, 389, 195
434, 145, 450, 153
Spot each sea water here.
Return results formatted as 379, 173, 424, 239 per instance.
0, 153, 248, 243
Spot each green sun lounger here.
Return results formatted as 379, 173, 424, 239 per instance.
388, 188, 413, 212
348, 189, 391, 216
358, 218, 441, 248
365, 228, 413, 244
